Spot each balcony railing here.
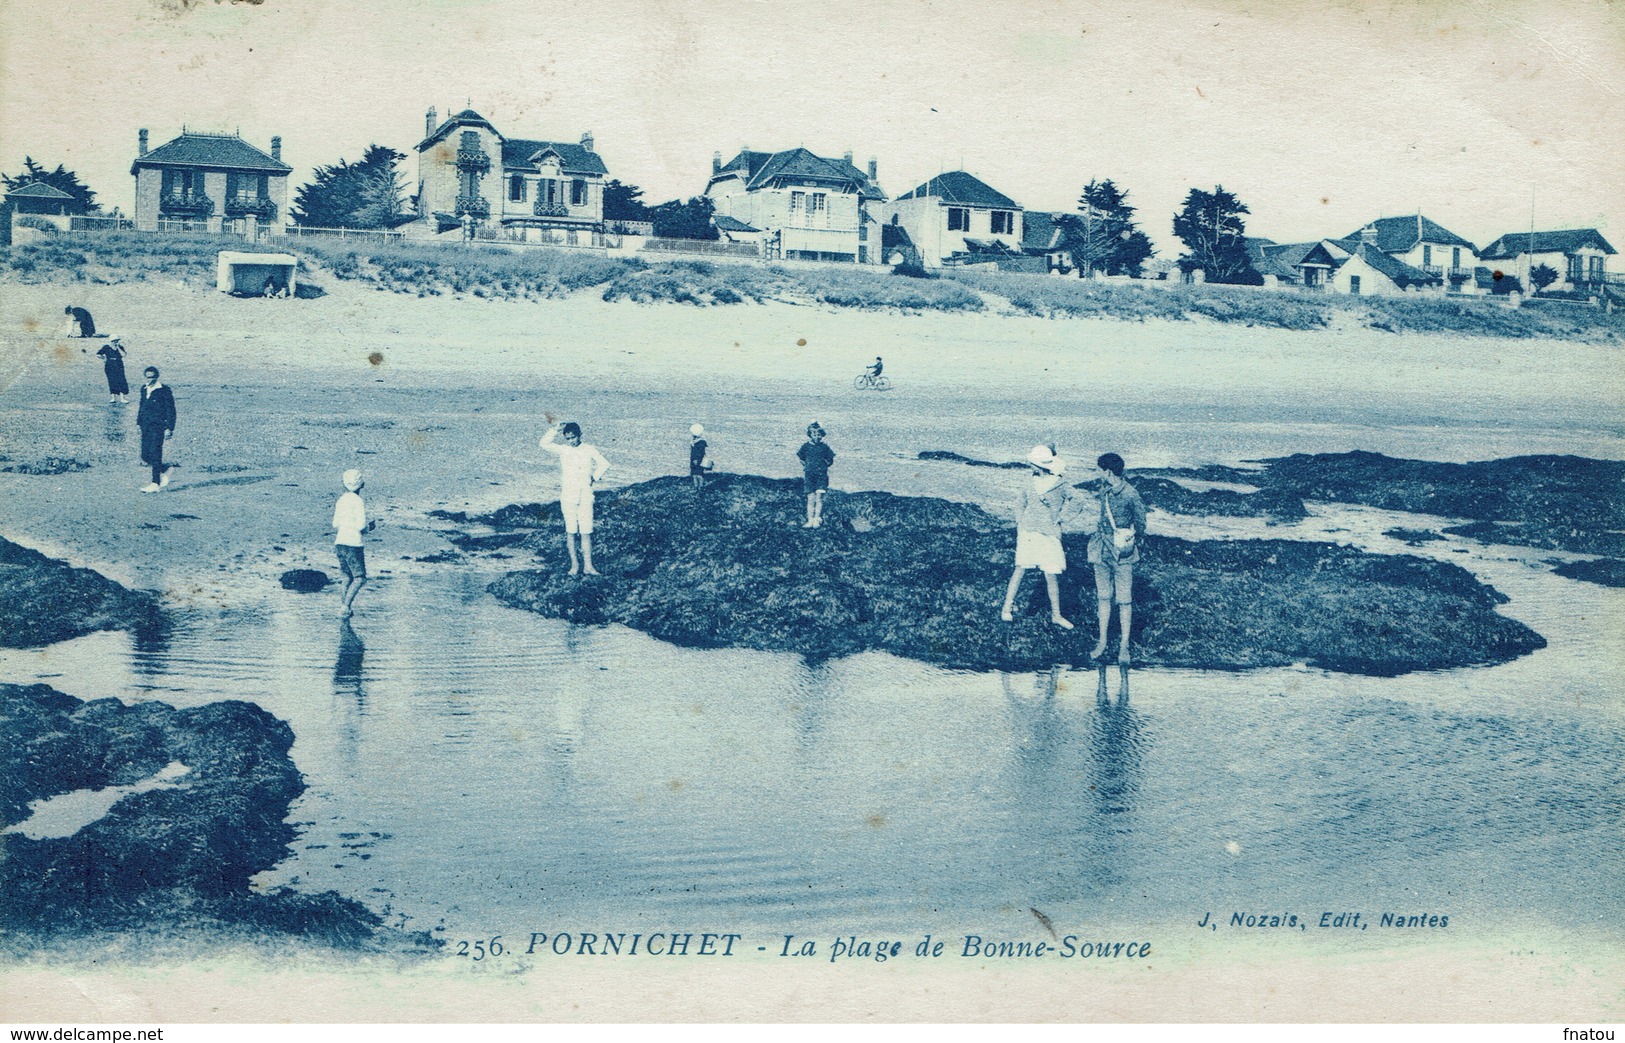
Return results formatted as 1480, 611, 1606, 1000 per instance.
533, 201, 569, 218
455, 195, 491, 219
1448, 267, 1474, 281
225, 195, 277, 220
160, 192, 214, 216
456, 146, 491, 172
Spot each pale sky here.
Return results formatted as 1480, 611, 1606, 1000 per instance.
2, 0, 1621, 256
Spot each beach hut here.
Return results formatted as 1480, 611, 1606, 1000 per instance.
216, 251, 297, 296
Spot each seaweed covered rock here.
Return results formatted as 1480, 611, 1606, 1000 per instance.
485, 474, 1544, 676
0, 683, 429, 952
0, 536, 161, 648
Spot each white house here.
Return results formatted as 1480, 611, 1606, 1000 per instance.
1479, 228, 1616, 296
705, 148, 886, 263
1338, 215, 1481, 293
884, 171, 1023, 269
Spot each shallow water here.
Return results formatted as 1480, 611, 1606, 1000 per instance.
3, 362, 1623, 945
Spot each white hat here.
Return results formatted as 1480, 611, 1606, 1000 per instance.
1026, 445, 1066, 475
105, 332, 123, 342
690, 423, 705, 436
342, 469, 363, 491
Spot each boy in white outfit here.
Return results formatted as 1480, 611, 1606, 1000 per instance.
540, 421, 611, 575
333, 468, 377, 618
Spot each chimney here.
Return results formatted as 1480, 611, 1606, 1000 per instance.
1360, 223, 1378, 244
843, 149, 854, 167
867, 156, 878, 181
270, 135, 281, 161
580, 131, 594, 152
138, 129, 148, 156
712, 150, 722, 174
426, 106, 437, 137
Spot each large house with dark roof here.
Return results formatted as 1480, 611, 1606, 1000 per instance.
411, 107, 609, 243
131, 128, 291, 234
884, 171, 1023, 269
1480, 228, 1616, 295
705, 147, 886, 263
1338, 215, 1480, 291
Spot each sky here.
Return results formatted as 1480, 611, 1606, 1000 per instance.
1, 0, 1621, 256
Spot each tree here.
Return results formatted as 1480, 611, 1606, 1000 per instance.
648, 196, 718, 240
1529, 263, 1559, 294
1057, 179, 1153, 276
603, 179, 650, 222
292, 145, 407, 229
1172, 185, 1260, 285
2, 157, 100, 213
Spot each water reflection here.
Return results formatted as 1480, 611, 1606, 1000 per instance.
333, 620, 365, 701
102, 406, 126, 445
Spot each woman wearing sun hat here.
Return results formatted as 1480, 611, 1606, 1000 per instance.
1000, 444, 1088, 629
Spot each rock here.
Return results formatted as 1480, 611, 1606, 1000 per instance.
1552, 558, 1625, 588
0, 537, 162, 648
279, 569, 332, 592
484, 474, 1544, 677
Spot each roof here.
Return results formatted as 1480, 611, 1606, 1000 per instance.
417, 108, 502, 150
710, 147, 884, 200
1341, 215, 1475, 253
713, 215, 758, 232
131, 132, 290, 174
895, 171, 1020, 210
881, 223, 915, 252
5, 182, 73, 200
1349, 242, 1442, 288
501, 138, 607, 176
1480, 228, 1617, 259
1022, 211, 1062, 252
1245, 237, 1305, 282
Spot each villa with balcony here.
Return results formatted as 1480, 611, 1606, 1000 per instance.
1337, 215, 1481, 293
885, 171, 1024, 270
409, 107, 608, 245
1479, 228, 1617, 297
705, 147, 887, 263
131, 128, 291, 235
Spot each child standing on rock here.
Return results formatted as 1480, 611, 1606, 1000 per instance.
689, 423, 714, 492
1001, 445, 1087, 629
541, 421, 610, 575
797, 422, 835, 528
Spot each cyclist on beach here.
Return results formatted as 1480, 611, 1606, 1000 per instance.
868, 356, 884, 378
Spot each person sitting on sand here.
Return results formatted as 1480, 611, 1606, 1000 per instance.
333, 469, 378, 619
90, 333, 130, 404
64, 305, 96, 338
1001, 445, 1088, 629
540, 421, 610, 575
797, 422, 835, 528
1088, 452, 1148, 664
689, 423, 714, 492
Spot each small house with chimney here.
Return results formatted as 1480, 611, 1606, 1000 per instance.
410, 107, 608, 244
705, 147, 886, 263
884, 172, 1023, 269
1479, 228, 1616, 296
131, 128, 291, 235
1337, 215, 1480, 292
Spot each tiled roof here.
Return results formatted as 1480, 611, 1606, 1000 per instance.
418, 108, 501, 150
895, 171, 1020, 210
1341, 215, 1475, 253
502, 138, 607, 176
1480, 228, 1617, 259
5, 181, 73, 200
710, 148, 883, 200
713, 215, 757, 232
1022, 211, 1062, 252
132, 132, 290, 173
1351, 242, 1441, 288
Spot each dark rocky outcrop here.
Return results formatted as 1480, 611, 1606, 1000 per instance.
0, 537, 161, 648
279, 568, 332, 592
483, 474, 1544, 677
1551, 558, 1625, 588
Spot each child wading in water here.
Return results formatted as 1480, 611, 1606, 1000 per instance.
1088, 452, 1148, 664
540, 421, 610, 575
689, 423, 714, 492
333, 469, 378, 619
797, 422, 835, 527
1001, 445, 1087, 629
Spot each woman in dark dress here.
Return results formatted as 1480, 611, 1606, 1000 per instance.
94, 334, 130, 403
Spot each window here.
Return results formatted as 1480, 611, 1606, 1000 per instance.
1568, 256, 1584, 283
790, 191, 805, 213
947, 207, 969, 231
1451, 247, 1461, 268
1590, 255, 1605, 281
571, 179, 587, 206
991, 211, 1013, 235
810, 192, 826, 214
1349, 275, 1362, 295
509, 176, 526, 202
1423, 245, 1432, 266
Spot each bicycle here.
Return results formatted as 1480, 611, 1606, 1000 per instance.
853, 372, 893, 391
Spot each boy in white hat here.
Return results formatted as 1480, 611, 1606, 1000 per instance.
1000, 445, 1087, 629
689, 423, 714, 492
333, 469, 377, 618
540, 421, 611, 575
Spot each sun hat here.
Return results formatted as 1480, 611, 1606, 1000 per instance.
342, 469, 363, 491
1026, 445, 1066, 475
105, 332, 123, 342
690, 423, 705, 436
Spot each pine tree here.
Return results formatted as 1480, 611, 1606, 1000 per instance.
291, 145, 406, 228
1058, 179, 1153, 276
1172, 185, 1260, 284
